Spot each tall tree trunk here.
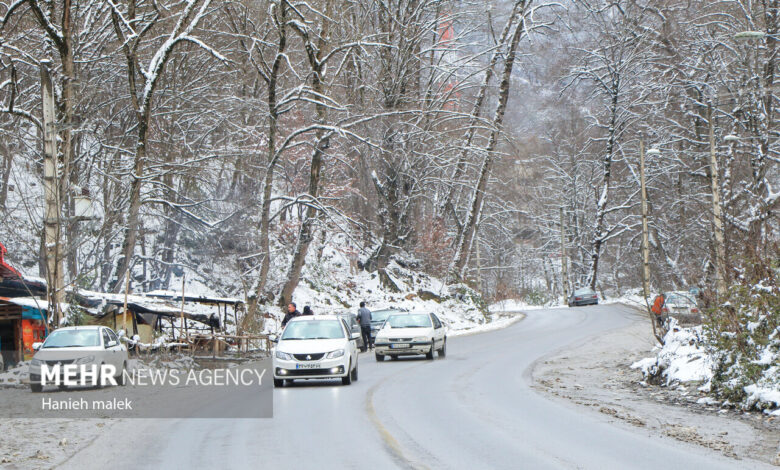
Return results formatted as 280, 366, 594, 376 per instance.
437, 0, 526, 222
587, 83, 619, 290
278, 0, 332, 306
449, 1, 529, 282
109, 0, 215, 291
0, 142, 12, 210
246, 0, 288, 318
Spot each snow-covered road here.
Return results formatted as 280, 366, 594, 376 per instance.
57, 304, 770, 469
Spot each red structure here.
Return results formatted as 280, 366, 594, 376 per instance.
0, 243, 21, 279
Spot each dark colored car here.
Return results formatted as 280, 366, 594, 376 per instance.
568, 287, 598, 307
338, 313, 366, 351
369, 308, 409, 342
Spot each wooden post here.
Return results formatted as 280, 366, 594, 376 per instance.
122, 270, 130, 333
560, 206, 569, 304
708, 106, 728, 298
233, 305, 239, 336
40, 61, 63, 328
640, 140, 651, 301
641, 142, 664, 344
180, 275, 188, 340
475, 229, 482, 290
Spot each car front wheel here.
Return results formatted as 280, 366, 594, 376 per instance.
426, 341, 435, 360
273, 378, 284, 388
342, 362, 353, 385
375, 352, 384, 362
30, 383, 42, 393
118, 361, 127, 386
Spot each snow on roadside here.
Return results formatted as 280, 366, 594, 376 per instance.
0, 361, 29, 388
488, 299, 556, 313
630, 318, 780, 415
449, 312, 525, 337
630, 318, 714, 386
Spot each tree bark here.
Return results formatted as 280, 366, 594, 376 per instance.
449, 1, 529, 282
278, 0, 332, 306
247, 0, 288, 318
587, 82, 619, 290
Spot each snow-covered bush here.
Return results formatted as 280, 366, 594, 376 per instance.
706, 254, 779, 410
633, 252, 780, 414
631, 318, 714, 386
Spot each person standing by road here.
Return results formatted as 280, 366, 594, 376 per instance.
282, 303, 301, 328
357, 301, 372, 349
650, 293, 666, 326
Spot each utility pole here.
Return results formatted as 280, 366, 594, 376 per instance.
560, 206, 569, 304
641, 143, 664, 343
640, 141, 651, 301
40, 61, 63, 327
708, 105, 728, 298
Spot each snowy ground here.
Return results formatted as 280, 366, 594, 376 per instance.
533, 308, 780, 466
630, 319, 780, 416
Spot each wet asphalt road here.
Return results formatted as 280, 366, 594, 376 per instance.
57, 304, 766, 469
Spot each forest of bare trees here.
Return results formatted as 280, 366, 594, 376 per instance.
0, 0, 777, 314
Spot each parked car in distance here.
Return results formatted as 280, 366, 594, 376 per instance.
568, 287, 599, 307
369, 307, 409, 343
28, 326, 128, 392
662, 292, 701, 325
374, 312, 446, 361
272, 315, 359, 387
338, 313, 366, 351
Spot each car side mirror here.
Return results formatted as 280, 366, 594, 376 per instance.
351, 332, 360, 340
32, 342, 42, 351
107, 340, 118, 348
269, 334, 278, 344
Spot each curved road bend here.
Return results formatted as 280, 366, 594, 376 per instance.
59, 304, 769, 469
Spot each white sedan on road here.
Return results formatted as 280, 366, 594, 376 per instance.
272, 315, 360, 387
29, 325, 128, 392
374, 312, 447, 361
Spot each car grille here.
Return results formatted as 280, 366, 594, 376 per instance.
389, 338, 412, 342
284, 368, 339, 377
44, 359, 75, 366
293, 353, 325, 361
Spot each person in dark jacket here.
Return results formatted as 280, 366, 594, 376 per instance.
357, 301, 372, 349
281, 303, 301, 328
302, 306, 313, 316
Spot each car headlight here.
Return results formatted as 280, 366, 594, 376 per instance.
30, 358, 42, 366
275, 351, 293, 360
75, 355, 95, 365
413, 337, 429, 343
326, 349, 344, 359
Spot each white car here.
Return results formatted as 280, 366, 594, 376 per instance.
374, 312, 447, 361
29, 325, 128, 392
272, 315, 360, 387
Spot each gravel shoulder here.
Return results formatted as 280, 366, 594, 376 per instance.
532, 305, 780, 467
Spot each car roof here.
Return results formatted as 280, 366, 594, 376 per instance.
288, 315, 342, 322
52, 325, 103, 331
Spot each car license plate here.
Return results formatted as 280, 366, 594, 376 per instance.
296, 363, 320, 369
390, 343, 410, 349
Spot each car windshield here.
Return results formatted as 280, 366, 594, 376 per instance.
42, 329, 100, 348
666, 293, 695, 305
386, 314, 431, 328
574, 288, 594, 295
371, 310, 400, 322
282, 320, 345, 340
